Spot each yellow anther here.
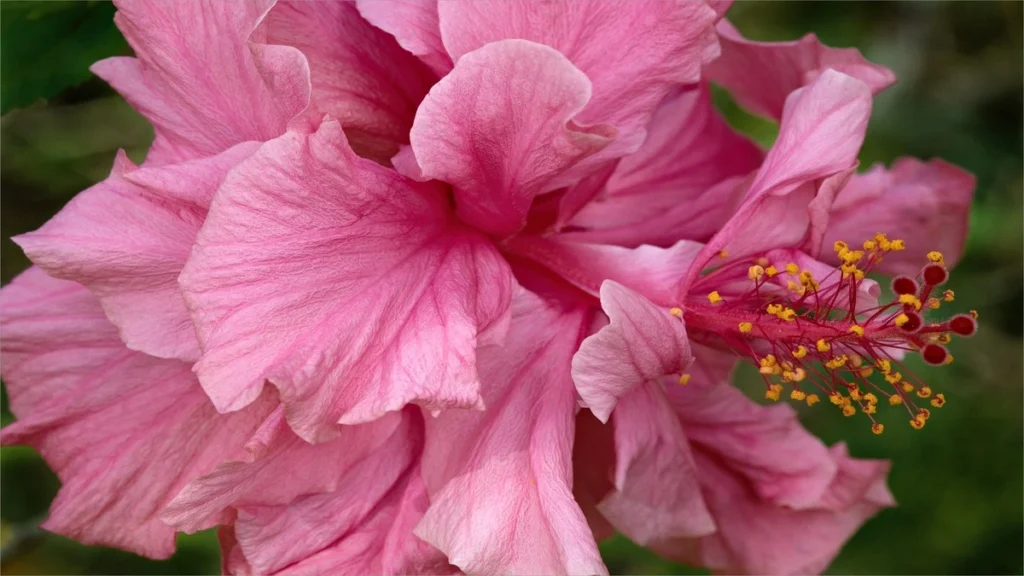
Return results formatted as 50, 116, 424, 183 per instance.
889, 239, 906, 251
669, 307, 683, 318
970, 309, 979, 319
889, 394, 903, 406
785, 262, 800, 275
678, 373, 691, 386
898, 294, 922, 310
872, 423, 885, 435
842, 405, 857, 417
780, 370, 794, 383
943, 290, 955, 302
756, 257, 770, 267
766, 303, 783, 315
841, 250, 864, 264
760, 354, 778, 367
833, 240, 848, 253
927, 298, 941, 310
885, 371, 903, 384
778, 308, 797, 322
863, 403, 877, 415
902, 382, 915, 393
781, 360, 793, 371
792, 345, 807, 359
765, 389, 781, 402
792, 367, 807, 382
859, 367, 874, 378
877, 359, 892, 374
894, 313, 910, 327
786, 280, 805, 295
738, 322, 753, 334
850, 355, 863, 368
944, 354, 954, 365
816, 339, 831, 352
826, 355, 849, 370
717, 250, 729, 259
806, 394, 820, 406
936, 333, 952, 344
931, 393, 946, 408
707, 291, 723, 304
863, 239, 878, 251
799, 270, 815, 284
874, 233, 892, 251
918, 408, 931, 421
841, 263, 859, 279
927, 251, 945, 265
910, 415, 926, 430
829, 392, 844, 406
848, 325, 865, 337
748, 265, 765, 281
764, 265, 778, 277
850, 388, 863, 400
916, 386, 932, 398
790, 389, 807, 401
864, 393, 878, 404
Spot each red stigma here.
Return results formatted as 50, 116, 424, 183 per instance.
922, 264, 948, 286
921, 343, 949, 365
949, 314, 977, 336
892, 276, 918, 295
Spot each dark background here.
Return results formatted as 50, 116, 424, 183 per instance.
1, 1, 1021, 574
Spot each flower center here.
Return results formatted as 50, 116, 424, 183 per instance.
679, 234, 977, 435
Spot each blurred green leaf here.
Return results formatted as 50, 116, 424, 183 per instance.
0, 1, 128, 113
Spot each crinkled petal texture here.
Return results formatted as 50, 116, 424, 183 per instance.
567, 85, 764, 247
262, 1, 437, 163
572, 281, 692, 422
654, 383, 894, 575
707, 19, 895, 120
416, 290, 606, 576
174, 409, 451, 576
408, 39, 615, 237
94, 0, 309, 164
0, 268, 272, 559
437, 0, 719, 166
682, 70, 872, 295
180, 119, 513, 443
356, 0, 451, 75
14, 143, 258, 361
822, 158, 976, 275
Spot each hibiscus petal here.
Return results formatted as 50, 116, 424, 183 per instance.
681, 70, 871, 295
598, 382, 715, 545
670, 383, 837, 509
262, 1, 437, 164
821, 158, 976, 275
163, 408, 404, 534
567, 85, 763, 247
15, 143, 257, 361
416, 290, 606, 576
0, 268, 272, 558
180, 119, 513, 442
657, 443, 893, 575
437, 0, 719, 168
93, 0, 309, 164
210, 410, 449, 575
408, 39, 615, 237
707, 19, 896, 120
572, 281, 692, 422
356, 0, 452, 75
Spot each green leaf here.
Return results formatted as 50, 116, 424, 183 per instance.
0, 1, 129, 114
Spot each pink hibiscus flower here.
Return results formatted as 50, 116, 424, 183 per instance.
1, 1, 975, 575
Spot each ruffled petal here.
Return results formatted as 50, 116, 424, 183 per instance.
681, 70, 871, 296
263, 1, 437, 164
162, 408, 405, 534
437, 0, 719, 168
356, 0, 452, 75
567, 85, 763, 247
416, 290, 606, 576
598, 382, 715, 545
0, 268, 272, 558
180, 120, 513, 442
821, 158, 976, 275
656, 444, 893, 575
408, 39, 615, 237
93, 0, 309, 164
707, 19, 896, 120
14, 143, 258, 361
572, 281, 692, 422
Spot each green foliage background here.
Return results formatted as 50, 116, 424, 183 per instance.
1, 1, 1021, 574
